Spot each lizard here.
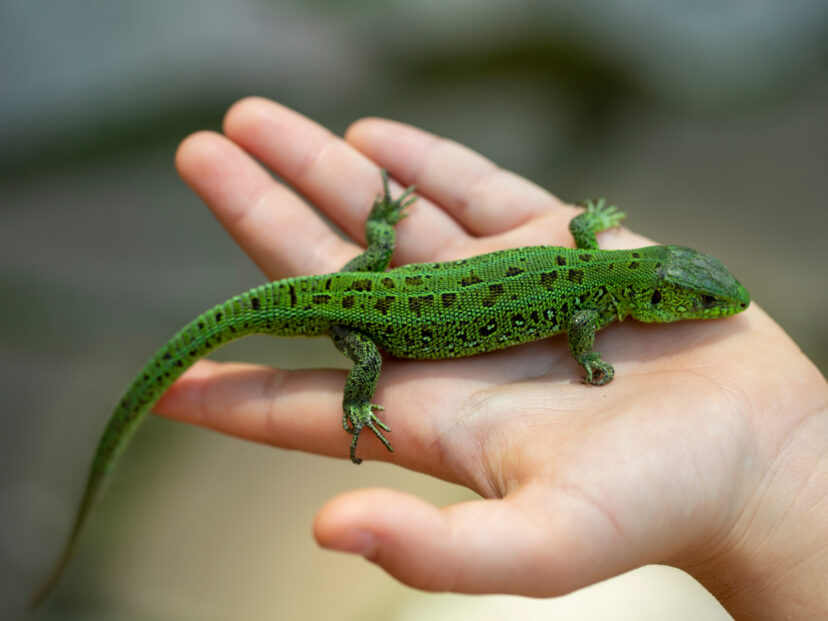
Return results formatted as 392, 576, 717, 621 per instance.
31, 169, 750, 606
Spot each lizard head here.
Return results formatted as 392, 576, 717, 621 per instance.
630, 246, 750, 323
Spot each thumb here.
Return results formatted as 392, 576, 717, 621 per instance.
312, 485, 629, 597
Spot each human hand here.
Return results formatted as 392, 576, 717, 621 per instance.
158, 97, 828, 619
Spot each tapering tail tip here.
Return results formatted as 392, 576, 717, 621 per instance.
29, 572, 57, 609
29, 538, 77, 609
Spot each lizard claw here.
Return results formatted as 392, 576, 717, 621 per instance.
345, 402, 393, 464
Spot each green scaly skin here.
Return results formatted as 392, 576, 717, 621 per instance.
31, 171, 750, 605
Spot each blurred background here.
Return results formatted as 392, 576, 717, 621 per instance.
2, 1, 826, 619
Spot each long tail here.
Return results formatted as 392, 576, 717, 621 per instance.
30, 280, 320, 606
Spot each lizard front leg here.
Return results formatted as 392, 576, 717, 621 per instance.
567, 309, 615, 385
330, 325, 390, 464
569, 198, 626, 250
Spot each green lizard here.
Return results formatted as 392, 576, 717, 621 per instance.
32, 170, 749, 605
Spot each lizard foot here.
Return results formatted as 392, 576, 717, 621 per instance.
343, 402, 393, 464
371, 169, 416, 226
579, 352, 615, 386
577, 197, 626, 230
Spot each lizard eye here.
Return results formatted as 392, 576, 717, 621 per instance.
700, 294, 716, 307
650, 290, 662, 305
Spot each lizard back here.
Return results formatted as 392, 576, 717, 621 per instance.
302, 245, 669, 358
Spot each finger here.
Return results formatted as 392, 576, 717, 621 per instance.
313, 485, 630, 597
176, 131, 359, 279
153, 359, 434, 465
346, 118, 566, 237
222, 97, 471, 264
154, 360, 348, 459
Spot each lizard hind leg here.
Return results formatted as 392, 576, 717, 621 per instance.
330, 324, 392, 464
329, 170, 414, 462
340, 169, 416, 273
329, 171, 413, 463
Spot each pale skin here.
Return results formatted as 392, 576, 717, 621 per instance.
157, 97, 828, 619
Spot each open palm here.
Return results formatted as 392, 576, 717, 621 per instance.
156, 97, 826, 610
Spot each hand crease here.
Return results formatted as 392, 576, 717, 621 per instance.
555, 480, 629, 548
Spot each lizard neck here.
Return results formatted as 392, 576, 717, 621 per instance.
597, 246, 671, 323
601, 246, 670, 321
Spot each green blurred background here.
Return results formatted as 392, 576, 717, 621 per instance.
2, 1, 826, 619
